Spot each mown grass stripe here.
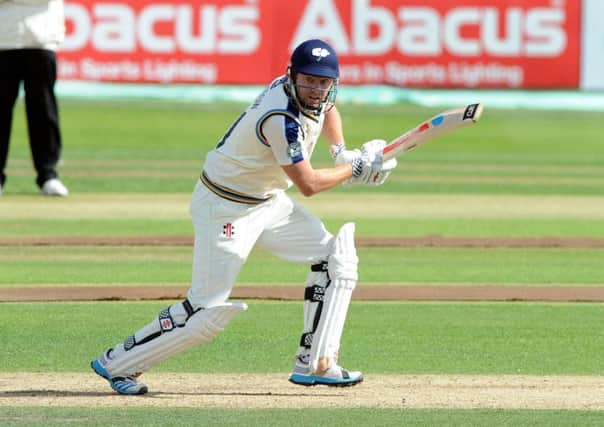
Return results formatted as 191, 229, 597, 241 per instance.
2, 193, 604, 219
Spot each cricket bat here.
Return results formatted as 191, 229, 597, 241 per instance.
382, 103, 484, 161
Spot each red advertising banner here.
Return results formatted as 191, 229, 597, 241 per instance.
59, 0, 279, 84
58, 0, 581, 88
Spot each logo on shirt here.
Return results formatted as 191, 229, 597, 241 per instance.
288, 141, 302, 160
311, 48, 330, 61
222, 223, 235, 239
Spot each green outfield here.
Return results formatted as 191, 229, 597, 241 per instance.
1, 246, 604, 286
1, 99, 603, 425
3, 407, 603, 427
3, 99, 603, 196
4, 301, 604, 374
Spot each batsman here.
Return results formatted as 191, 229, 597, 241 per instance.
91, 38, 397, 394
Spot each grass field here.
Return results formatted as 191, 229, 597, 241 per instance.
3, 301, 603, 374
1, 246, 604, 286
1, 98, 603, 425
4, 99, 604, 196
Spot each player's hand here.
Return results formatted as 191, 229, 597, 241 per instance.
349, 151, 382, 185
371, 157, 397, 185
348, 140, 397, 185
360, 139, 387, 158
331, 143, 360, 166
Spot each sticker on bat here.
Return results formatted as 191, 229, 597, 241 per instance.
431, 116, 444, 126
463, 104, 480, 120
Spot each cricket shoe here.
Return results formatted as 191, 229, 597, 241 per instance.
91, 349, 148, 395
288, 356, 363, 387
40, 178, 69, 196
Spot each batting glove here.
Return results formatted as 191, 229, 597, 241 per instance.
332, 143, 361, 166
349, 139, 397, 186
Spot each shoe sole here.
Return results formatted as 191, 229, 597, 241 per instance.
288, 374, 363, 387
91, 360, 148, 395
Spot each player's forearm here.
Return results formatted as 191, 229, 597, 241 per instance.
283, 162, 352, 197
303, 163, 353, 195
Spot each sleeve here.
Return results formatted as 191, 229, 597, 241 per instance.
258, 112, 307, 166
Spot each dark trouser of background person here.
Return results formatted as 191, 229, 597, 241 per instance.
0, 48, 66, 195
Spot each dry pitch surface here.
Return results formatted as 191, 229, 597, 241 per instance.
2, 373, 604, 410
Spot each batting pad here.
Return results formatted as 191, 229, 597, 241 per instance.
310, 222, 358, 374
103, 302, 247, 378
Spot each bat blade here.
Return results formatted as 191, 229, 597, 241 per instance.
382, 103, 483, 161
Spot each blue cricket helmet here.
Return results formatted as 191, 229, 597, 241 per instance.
290, 39, 339, 79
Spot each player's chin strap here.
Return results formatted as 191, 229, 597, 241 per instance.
101, 300, 247, 378
298, 223, 358, 374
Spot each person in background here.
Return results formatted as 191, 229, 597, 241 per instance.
0, 0, 69, 196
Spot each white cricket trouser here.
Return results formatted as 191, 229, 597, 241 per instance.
188, 180, 333, 308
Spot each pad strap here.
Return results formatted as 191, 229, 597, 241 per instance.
304, 285, 327, 302
124, 299, 199, 351
299, 282, 328, 349
299, 265, 331, 350
299, 332, 313, 348
311, 262, 328, 272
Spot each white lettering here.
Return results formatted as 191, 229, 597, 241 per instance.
81, 58, 141, 80
290, 0, 350, 53
63, 2, 260, 54
218, 6, 259, 53
339, 64, 363, 82
385, 62, 447, 86
93, 5, 135, 52
346, 61, 524, 87
445, 8, 481, 56
139, 5, 175, 53
353, 0, 395, 54
143, 60, 217, 83
67, 57, 216, 83
483, 8, 522, 56
398, 8, 440, 55
525, 8, 566, 56
58, 59, 79, 78
176, 5, 216, 53
293, 2, 568, 58
363, 62, 384, 82
449, 62, 524, 87
62, 3, 90, 51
